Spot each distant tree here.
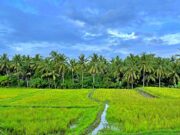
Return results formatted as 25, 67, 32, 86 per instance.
12, 54, 22, 86
0, 53, 10, 75
69, 59, 78, 85
168, 61, 180, 86
0, 52, 179, 89
89, 53, 100, 89
58, 54, 68, 87
124, 54, 139, 89
39, 58, 52, 88
78, 54, 87, 88
111, 56, 123, 88
139, 53, 154, 87
155, 58, 167, 87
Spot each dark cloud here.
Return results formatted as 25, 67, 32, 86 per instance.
0, 0, 179, 58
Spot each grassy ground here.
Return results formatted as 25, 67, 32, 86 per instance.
0, 88, 100, 135
0, 87, 180, 135
143, 87, 180, 98
93, 88, 180, 134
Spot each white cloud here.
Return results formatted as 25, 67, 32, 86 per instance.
9, 41, 66, 53
84, 32, 99, 37
160, 33, 180, 45
83, 32, 102, 39
14, 47, 23, 52
144, 33, 180, 45
72, 19, 85, 27
59, 16, 85, 27
85, 8, 99, 15
107, 29, 138, 40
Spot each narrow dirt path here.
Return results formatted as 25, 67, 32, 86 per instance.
136, 88, 157, 98
83, 89, 108, 135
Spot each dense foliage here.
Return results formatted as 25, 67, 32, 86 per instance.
0, 52, 179, 88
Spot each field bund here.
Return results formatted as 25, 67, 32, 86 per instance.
0, 87, 180, 135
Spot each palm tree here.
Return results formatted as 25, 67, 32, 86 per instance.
21, 55, 34, 87
58, 54, 68, 87
51, 69, 59, 88
0, 53, 10, 75
146, 73, 156, 86
155, 58, 167, 87
89, 53, 100, 89
168, 61, 180, 86
111, 56, 123, 87
139, 53, 154, 87
12, 54, 22, 86
124, 54, 139, 89
38, 58, 52, 88
78, 54, 87, 88
69, 59, 77, 85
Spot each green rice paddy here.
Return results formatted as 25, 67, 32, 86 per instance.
0, 87, 180, 135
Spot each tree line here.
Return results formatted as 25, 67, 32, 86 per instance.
0, 51, 179, 89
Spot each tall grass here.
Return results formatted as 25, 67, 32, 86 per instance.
93, 89, 180, 134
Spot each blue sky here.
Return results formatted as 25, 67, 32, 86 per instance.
0, 0, 180, 58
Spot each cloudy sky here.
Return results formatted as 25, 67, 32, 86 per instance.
0, 0, 180, 58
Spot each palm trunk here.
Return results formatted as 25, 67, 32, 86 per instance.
18, 75, 20, 87
93, 74, 95, 89
81, 72, 84, 88
131, 77, 134, 89
131, 83, 133, 89
119, 80, 121, 88
26, 77, 29, 87
62, 72, 65, 87
143, 71, 145, 87
72, 70, 74, 84
6, 69, 9, 87
54, 80, 56, 89
48, 78, 50, 88
159, 76, 161, 87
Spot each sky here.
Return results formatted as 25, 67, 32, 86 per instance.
0, 0, 180, 58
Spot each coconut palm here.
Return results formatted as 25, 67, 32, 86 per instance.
69, 59, 78, 84
58, 54, 68, 86
78, 54, 87, 88
124, 54, 139, 89
146, 73, 156, 86
139, 53, 154, 87
12, 54, 22, 86
0, 53, 10, 75
168, 61, 180, 86
21, 55, 34, 87
39, 58, 52, 88
111, 56, 123, 87
89, 53, 100, 89
155, 58, 167, 87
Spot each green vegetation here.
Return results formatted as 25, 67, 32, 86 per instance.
0, 88, 100, 135
93, 88, 180, 134
0, 52, 179, 89
143, 87, 180, 98
0, 107, 98, 135
0, 87, 180, 134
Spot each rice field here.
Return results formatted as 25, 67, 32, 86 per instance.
0, 87, 180, 135
93, 88, 180, 134
0, 88, 100, 135
143, 87, 180, 98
